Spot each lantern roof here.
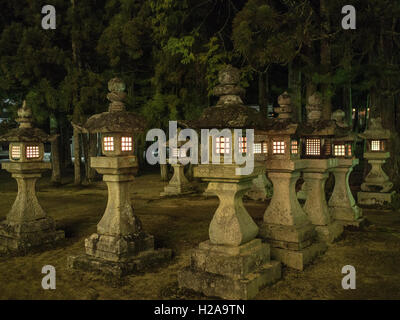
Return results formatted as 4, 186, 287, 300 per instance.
182, 65, 263, 129
78, 78, 147, 134
330, 109, 358, 142
358, 117, 390, 140
0, 101, 54, 143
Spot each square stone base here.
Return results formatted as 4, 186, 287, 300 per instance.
269, 241, 327, 271
68, 248, 172, 277
178, 239, 281, 299
358, 191, 396, 206
85, 233, 155, 262
336, 217, 367, 229
0, 218, 64, 254
314, 221, 344, 244
160, 184, 194, 197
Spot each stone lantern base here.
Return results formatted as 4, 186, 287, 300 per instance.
160, 163, 194, 197
357, 191, 396, 206
0, 218, 64, 254
68, 234, 172, 277
0, 162, 64, 254
178, 239, 281, 300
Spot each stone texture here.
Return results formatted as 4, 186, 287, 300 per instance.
178, 239, 281, 299
329, 158, 365, 228
260, 159, 326, 270
357, 191, 395, 206
246, 174, 273, 201
302, 159, 344, 244
160, 163, 194, 196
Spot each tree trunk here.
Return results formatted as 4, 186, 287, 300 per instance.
288, 61, 302, 122
82, 133, 90, 184
258, 72, 268, 117
73, 128, 82, 185
320, 0, 332, 119
50, 114, 62, 185
88, 133, 97, 181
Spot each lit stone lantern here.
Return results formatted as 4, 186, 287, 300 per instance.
298, 93, 343, 244
0, 101, 64, 253
160, 129, 194, 196
178, 65, 281, 299
246, 133, 273, 201
258, 92, 326, 271
68, 78, 171, 276
357, 117, 395, 205
328, 110, 365, 227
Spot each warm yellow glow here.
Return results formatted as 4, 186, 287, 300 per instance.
273, 141, 285, 154
215, 137, 230, 154
26, 145, 40, 159
254, 143, 262, 154
334, 144, 345, 156
239, 137, 247, 153
11, 146, 21, 159
306, 139, 321, 156
291, 140, 298, 154
371, 140, 380, 151
104, 137, 114, 151
121, 136, 132, 151
262, 142, 268, 154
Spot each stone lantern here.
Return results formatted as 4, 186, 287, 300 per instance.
0, 101, 64, 253
160, 128, 194, 196
357, 117, 395, 205
298, 93, 343, 244
68, 78, 171, 276
178, 65, 281, 299
328, 110, 365, 227
258, 92, 326, 271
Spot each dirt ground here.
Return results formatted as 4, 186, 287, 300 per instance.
0, 169, 399, 300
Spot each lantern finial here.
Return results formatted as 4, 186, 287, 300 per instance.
306, 92, 323, 122
107, 78, 127, 112
16, 100, 33, 129
213, 65, 245, 106
275, 91, 292, 121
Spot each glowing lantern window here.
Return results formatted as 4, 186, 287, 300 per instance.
239, 137, 247, 153
371, 140, 381, 151
291, 140, 298, 154
103, 137, 114, 151
11, 146, 21, 160
273, 141, 285, 155
262, 142, 268, 154
306, 139, 321, 156
254, 143, 262, 154
121, 136, 132, 152
215, 137, 230, 154
334, 144, 346, 157
26, 146, 40, 159
347, 144, 352, 156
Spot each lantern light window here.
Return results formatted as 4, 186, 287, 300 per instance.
254, 143, 262, 154
239, 137, 247, 153
334, 144, 346, 157
11, 146, 21, 159
306, 139, 321, 156
262, 142, 268, 154
26, 146, 40, 159
121, 136, 132, 152
347, 144, 352, 156
215, 137, 230, 154
371, 140, 381, 151
104, 137, 114, 151
291, 140, 298, 154
273, 141, 285, 155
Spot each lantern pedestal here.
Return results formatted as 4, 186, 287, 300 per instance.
297, 180, 307, 201
259, 160, 326, 270
0, 162, 64, 253
329, 159, 365, 228
358, 152, 395, 206
302, 159, 344, 244
178, 164, 281, 299
246, 174, 273, 201
160, 163, 194, 196
68, 156, 171, 276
